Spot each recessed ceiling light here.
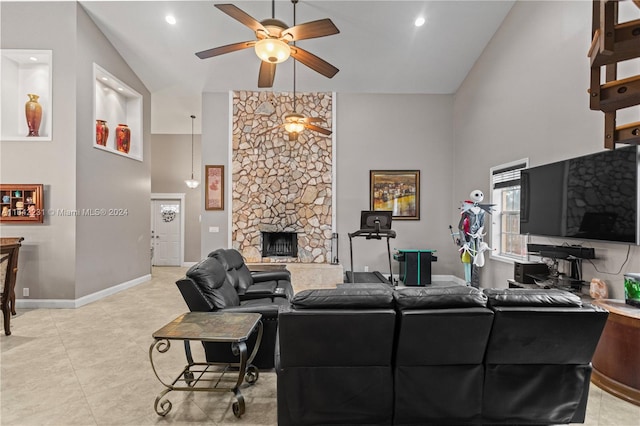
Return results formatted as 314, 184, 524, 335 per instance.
117, 87, 124, 92
101, 77, 108, 81
415, 17, 426, 27
165, 15, 176, 25
29, 56, 38, 61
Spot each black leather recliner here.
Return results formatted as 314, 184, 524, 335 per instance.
175, 256, 288, 369
276, 287, 397, 426
208, 248, 294, 301
481, 288, 609, 425
392, 286, 494, 425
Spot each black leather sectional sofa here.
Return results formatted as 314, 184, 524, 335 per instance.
276, 285, 609, 425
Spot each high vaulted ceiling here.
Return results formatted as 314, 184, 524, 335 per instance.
79, 1, 515, 131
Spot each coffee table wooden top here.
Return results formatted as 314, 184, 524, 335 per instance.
152, 312, 261, 343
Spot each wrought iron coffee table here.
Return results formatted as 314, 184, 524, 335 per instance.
149, 311, 263, 418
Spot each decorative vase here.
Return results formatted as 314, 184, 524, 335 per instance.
96, 120, 109, 146
25, 93, 42, 137
115, 124, 130, 153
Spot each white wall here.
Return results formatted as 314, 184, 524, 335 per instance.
453, 0, 640, 298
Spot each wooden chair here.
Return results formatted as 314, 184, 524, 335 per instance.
1, 237, 24, 335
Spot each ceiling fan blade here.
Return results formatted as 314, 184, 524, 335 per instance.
290, 47, 339, 79
258, 61, 277, 88
306, 123, 332, 135
305, 117, 324, 123
282, 19, 339, 41
195, 41, 256, 59
256, 124, 283, 136
214, 4, 266, 33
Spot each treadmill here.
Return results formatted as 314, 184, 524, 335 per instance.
345, 211, 396, 284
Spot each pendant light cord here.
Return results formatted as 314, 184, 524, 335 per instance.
293, 0, 297, 110
190, 114, 196, 179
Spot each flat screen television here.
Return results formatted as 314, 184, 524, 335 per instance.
520, 146, 639, 244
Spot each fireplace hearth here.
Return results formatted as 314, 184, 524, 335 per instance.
262, 232, 298, 258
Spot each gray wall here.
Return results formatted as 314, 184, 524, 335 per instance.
75, 4, 151, 298
453, 0, 640, 299
200, 92, 457, 277
150, 134, 202, 263
1, 1, 151, 301
201, 92, 231, 255
335, 94, 456, 276
1, 1, 79, 300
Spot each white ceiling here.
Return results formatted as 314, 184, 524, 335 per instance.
79, 0, 515, 131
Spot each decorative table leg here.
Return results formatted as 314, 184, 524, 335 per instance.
232, 389, 245, 418
154, 388, 173, 416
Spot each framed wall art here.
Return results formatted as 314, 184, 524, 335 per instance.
370, 170, 420, 220
205, 165, 224, 211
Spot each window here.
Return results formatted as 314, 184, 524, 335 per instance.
490, 159, 529, 262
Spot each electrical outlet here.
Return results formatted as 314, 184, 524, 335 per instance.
364, 266, 369, 272
23, 288, 29, 297
209, 226, 219, 233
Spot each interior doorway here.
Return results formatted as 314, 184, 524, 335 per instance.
151, 193, 185, 266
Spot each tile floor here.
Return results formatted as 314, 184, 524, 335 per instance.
1, 266, 639, 426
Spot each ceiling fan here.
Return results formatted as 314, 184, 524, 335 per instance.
257, 1, 332, 141
196, 0, 340, 88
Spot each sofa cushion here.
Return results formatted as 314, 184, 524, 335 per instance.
291, 287, 394, 309
186, 257, 239, 309
484, 288, 582, 307
394, 286, 488, 309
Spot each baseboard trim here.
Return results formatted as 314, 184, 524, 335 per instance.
15, 274, 152, 309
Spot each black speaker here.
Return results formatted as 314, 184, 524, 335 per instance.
514, 261, 549, 284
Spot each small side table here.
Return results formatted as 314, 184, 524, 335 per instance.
394, 249, 437, 286
149, 312, 263, 417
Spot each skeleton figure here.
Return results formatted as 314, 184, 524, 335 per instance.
457, 190, 493, 286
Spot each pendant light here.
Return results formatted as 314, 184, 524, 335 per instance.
185, 114, 200, 189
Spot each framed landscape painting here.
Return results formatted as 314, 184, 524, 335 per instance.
205, 165, 224, 211
370, 170, 420, 220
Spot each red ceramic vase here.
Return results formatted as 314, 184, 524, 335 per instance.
96, 120, 109, 146
115, 124, 130, 153
25, 94, 42, 137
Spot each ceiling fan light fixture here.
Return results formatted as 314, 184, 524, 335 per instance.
255, 38, 291, 63
284, 113, 305, 134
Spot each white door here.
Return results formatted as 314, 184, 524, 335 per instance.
151, 199, 181, 266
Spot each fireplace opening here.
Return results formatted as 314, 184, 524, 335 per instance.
262, 232, 298, 257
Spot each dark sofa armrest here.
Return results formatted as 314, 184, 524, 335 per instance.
222, 302, 284, 319
251, 270, 291, 283
176, 278, 215, 312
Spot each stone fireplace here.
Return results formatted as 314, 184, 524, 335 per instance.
231, 90, 334, 263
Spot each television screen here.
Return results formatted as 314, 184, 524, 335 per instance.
520, 146, 638, 244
